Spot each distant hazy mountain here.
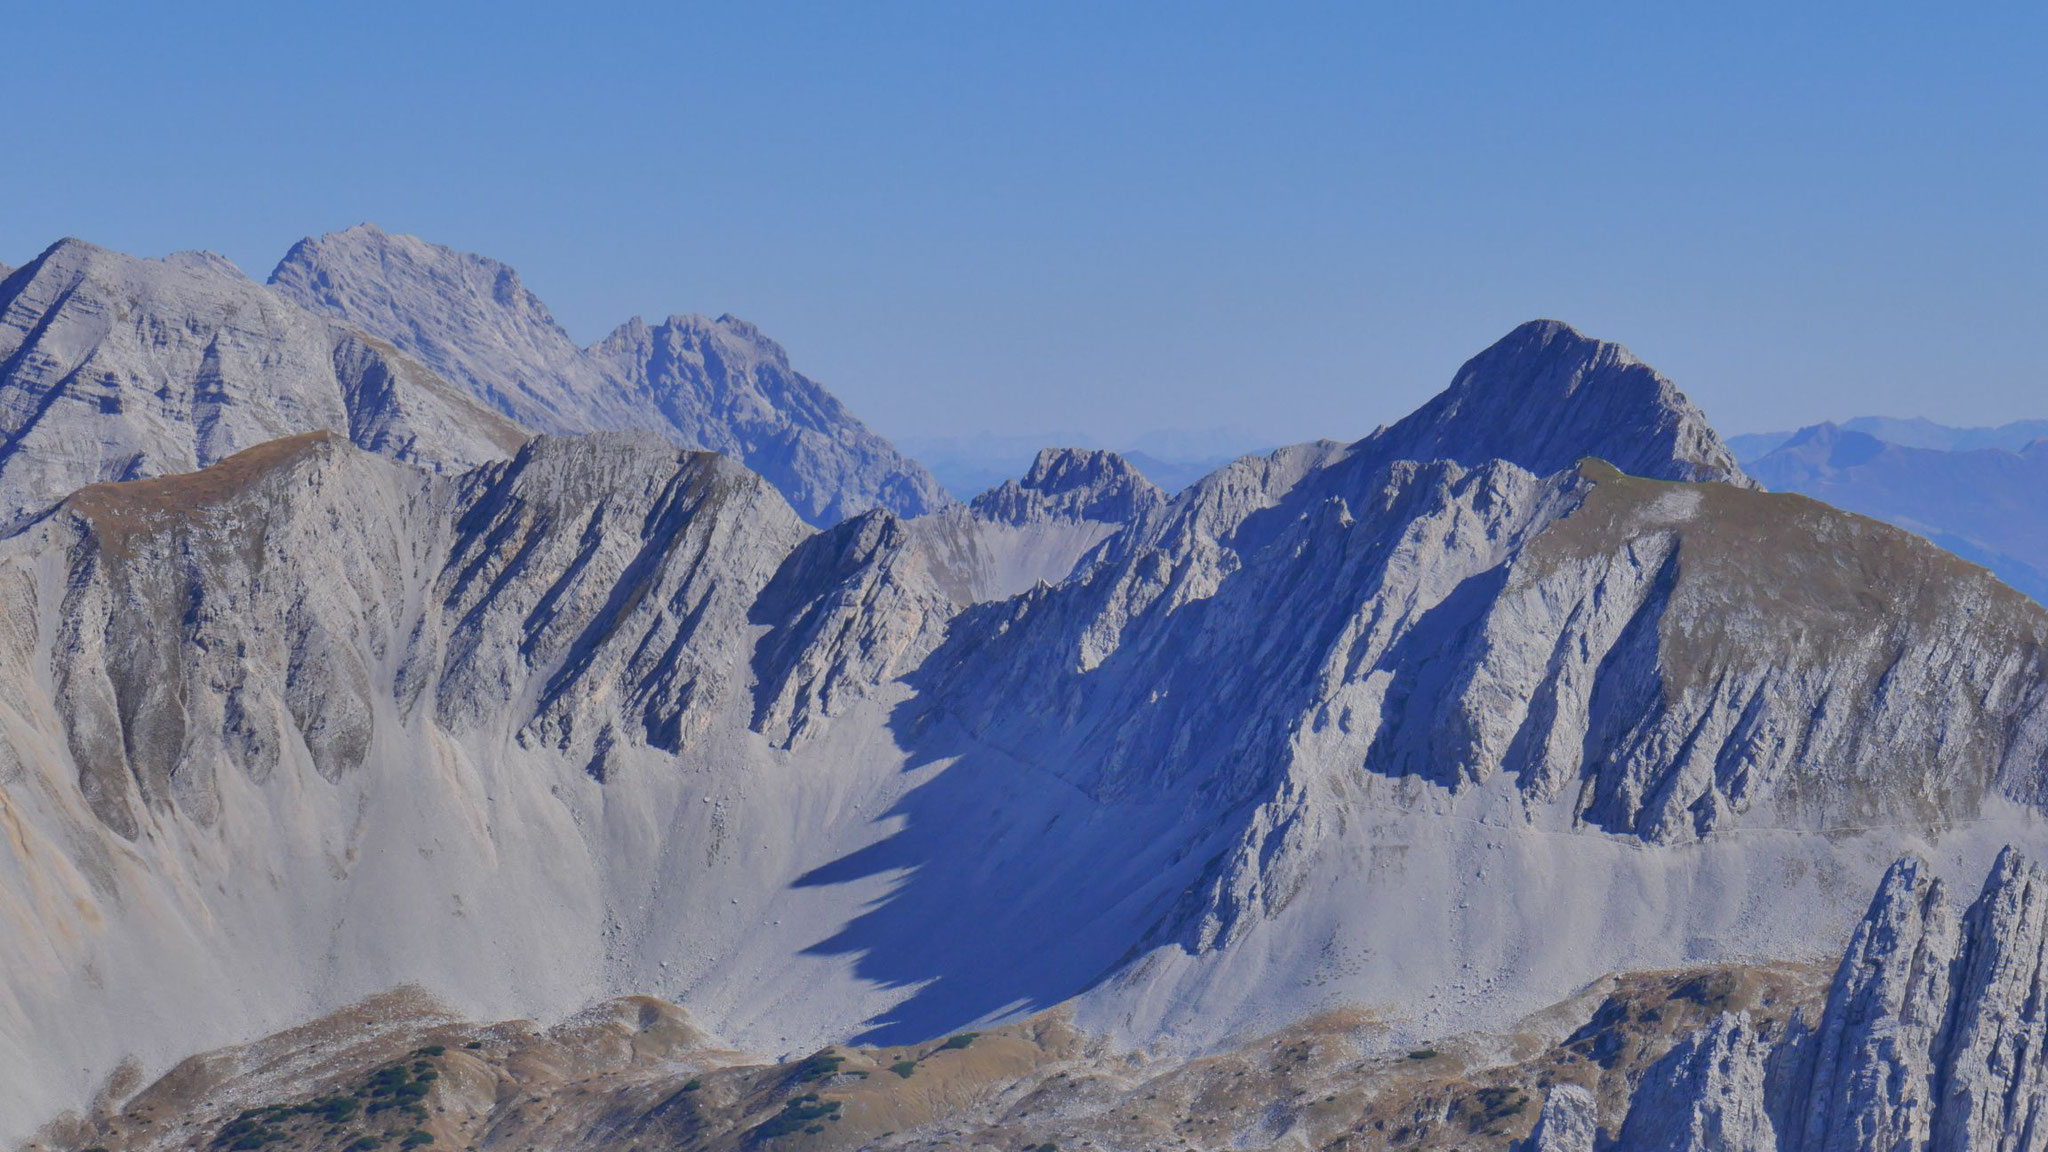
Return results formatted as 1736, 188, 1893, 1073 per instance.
1732, 415, 2048, 460
270, 224, 947, 525
1747, 422, 2048, 602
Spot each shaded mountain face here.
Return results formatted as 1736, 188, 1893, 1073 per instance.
0, 238, 527, 530
1370, 319, 1755, 487
1746, 422, 2048, 604
269, 224, 947, 525
7, 319, 2048, 1145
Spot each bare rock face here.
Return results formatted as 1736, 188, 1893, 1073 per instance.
749, 510, 955, 748
588, 313, 949, 524
44, 432, 430, 837
1527, 1084, 1598, 1152
921, 445, 2048, 860
1928, 849, 2048, 1152
269, 224, 604, 432
969, 447, 1166, 527
0, 238, 525, 530
894, 447, 1169, 604
1798, 856, 1960, 1151
1620, 1012, 1781, 1151
1751, 847, 2048, 1152
427, 432, 812, 769
270, 224, 947, 525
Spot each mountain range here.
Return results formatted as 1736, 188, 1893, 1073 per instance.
1730, 416, 2048, 459
269, 226, 947, 525
0, 225, 944, 534
1740, 421, 2048, 604
5, 231, 2048, 1152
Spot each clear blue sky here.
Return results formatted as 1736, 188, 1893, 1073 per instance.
3, 2, 2042, 446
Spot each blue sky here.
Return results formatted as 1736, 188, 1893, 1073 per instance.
2, 2, 2042, 447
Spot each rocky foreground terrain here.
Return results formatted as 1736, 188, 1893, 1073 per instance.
37, 846, 2048, 1152
5, 283, 2048, 1151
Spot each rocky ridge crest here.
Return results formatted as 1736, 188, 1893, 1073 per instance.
270, 224, 947, 525
0, 238, 527, 530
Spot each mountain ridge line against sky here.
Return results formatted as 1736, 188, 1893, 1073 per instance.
2, 2, 2042, 447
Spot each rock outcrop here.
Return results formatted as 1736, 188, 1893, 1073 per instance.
1527, 1084, 1598, 1152
893, 447, 1168, 604
1610, 847, 2048, 1152
270, 224, 947, 525
969, 447, 1166, 527
1620, 1012, 1781, 1151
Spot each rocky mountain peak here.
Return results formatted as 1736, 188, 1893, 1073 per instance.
969, 447, 1166, 527
1760, 422, 1889, 471
593, 312, 798, 381
1369, 319, 1754, 487
0, 235, 522, 529
586, 312, 949, 524
271, 226, 947, 525
270, 223, 590, 431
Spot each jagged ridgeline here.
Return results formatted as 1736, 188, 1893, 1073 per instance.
266, 225, 948, 524
4, 264, 2048, 1150
0, 227, 946, 531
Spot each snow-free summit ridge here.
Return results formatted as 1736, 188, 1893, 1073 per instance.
3, 306, 2047, 1148
269, 224, 948, 525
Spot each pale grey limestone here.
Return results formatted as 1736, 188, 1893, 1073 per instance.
0, 237, 526, 531
270, 224, 947, 525
5, 316, 2048, 1143
1527, 1084, 1598, 1152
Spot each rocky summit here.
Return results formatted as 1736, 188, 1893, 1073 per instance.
5, 302, 2048, 1152
270, 224, 948, 525
0, 238, 526, 531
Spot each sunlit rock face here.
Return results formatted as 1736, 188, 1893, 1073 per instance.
7, 317, 2048, 1147
0, 237, 526, 530
270, 224, 948, 525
